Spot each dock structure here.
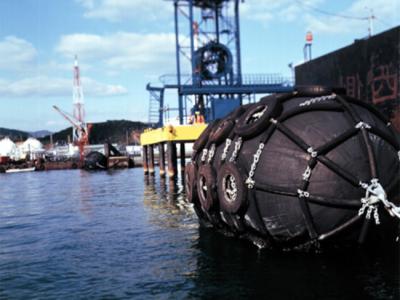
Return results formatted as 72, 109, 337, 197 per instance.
140, 0, 293, 178
140, 124, 207, 178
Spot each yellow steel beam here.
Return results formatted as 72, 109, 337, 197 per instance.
140, 124, 208, 146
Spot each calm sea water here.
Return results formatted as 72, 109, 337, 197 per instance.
0, 169, 398, 299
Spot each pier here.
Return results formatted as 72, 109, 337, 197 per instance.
140, 124, 207, 178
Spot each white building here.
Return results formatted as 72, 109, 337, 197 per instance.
19, 138, 44, 160
0, 137, 17, 159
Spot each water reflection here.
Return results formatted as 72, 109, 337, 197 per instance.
191, 227, 399, 299
142, 172, 399, 299
143, 174, 196, 230
77, 170, 93, 216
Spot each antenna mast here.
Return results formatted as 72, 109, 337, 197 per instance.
73, 55, 86, 143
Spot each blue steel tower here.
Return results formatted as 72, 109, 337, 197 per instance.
147, 0, 293, 127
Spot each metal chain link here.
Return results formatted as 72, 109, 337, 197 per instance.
201, 148, 208, 162
299, 94, 336, 107
245, 143, 265, 189
358, 178, 400, 224
297, 189, 310, 198
302, 166, 312, 181
220, 138, 232, 161
251, 105, 268, 121
355, 121, 371, 129
307, 147, 318, 158
207, 143, 216, 164
229, 137, 242, 162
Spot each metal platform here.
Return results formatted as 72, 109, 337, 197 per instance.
140, 123, 207, 146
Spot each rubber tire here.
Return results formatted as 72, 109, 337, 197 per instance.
295, 85, 346, 97
226, 104, 248, 122
234, 98, 282, 139
217, 162, 248, 215
209, 119, 235, 145
185, 162, 197, 203
197, 164, 218, 211
193, 119, 220, 152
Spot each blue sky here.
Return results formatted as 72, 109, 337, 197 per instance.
0, 0, 398, 132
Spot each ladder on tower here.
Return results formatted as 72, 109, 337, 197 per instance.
146, 84, 165, 127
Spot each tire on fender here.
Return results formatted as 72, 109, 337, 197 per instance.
295, 85, 346, 97
185, 162, 198, 203
217, 162, 248, 215
197, 164, 218, 211
209, 119, 235, 146
193, 119, 220, 153
234, 98, 281, 139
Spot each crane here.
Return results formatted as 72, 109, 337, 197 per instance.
53, 55, 90, 164
53, 105, 91, 163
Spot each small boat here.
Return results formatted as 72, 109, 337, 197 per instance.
185, 86, 400, 250
5, 167, 36, 173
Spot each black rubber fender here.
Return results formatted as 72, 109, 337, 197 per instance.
234, 98, 282, 139
197, 164, 218, 211
209, 119, 235, 145
217, 162, 248, 215
184, 162, 198, 203
226, 104, 250, 122
193, 119, 220, 152
295, 85, 346, 97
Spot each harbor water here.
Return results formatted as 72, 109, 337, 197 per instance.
0, 169, 398, 299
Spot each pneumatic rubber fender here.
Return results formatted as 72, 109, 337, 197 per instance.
294, 85, 346, 97
197, 164, 218, 211
217, 162, 248, 215
209, 103, 253, 145
193, 119, 221, 154
209, 119, 235, 146
184, 161, 198, 203
234, 97, 282, 139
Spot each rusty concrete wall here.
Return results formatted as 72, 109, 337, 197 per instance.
295, 26, 400, 131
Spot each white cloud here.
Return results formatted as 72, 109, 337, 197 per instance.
76, 0, 171, 22
0, 76, 128, 98
305, 0, 399, 35
81, 76, 128, 96
0, 36, 37, 71
56, 32, 176, 72
241, 0, 397, 35
241, 0, 322, 25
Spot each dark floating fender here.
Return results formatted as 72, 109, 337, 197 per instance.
84, 151, 107, 170
185, 86, 400, 250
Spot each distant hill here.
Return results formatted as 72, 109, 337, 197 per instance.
30, 130, 53, 138
0, 127, 29, 141
40, 120, 148, 145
